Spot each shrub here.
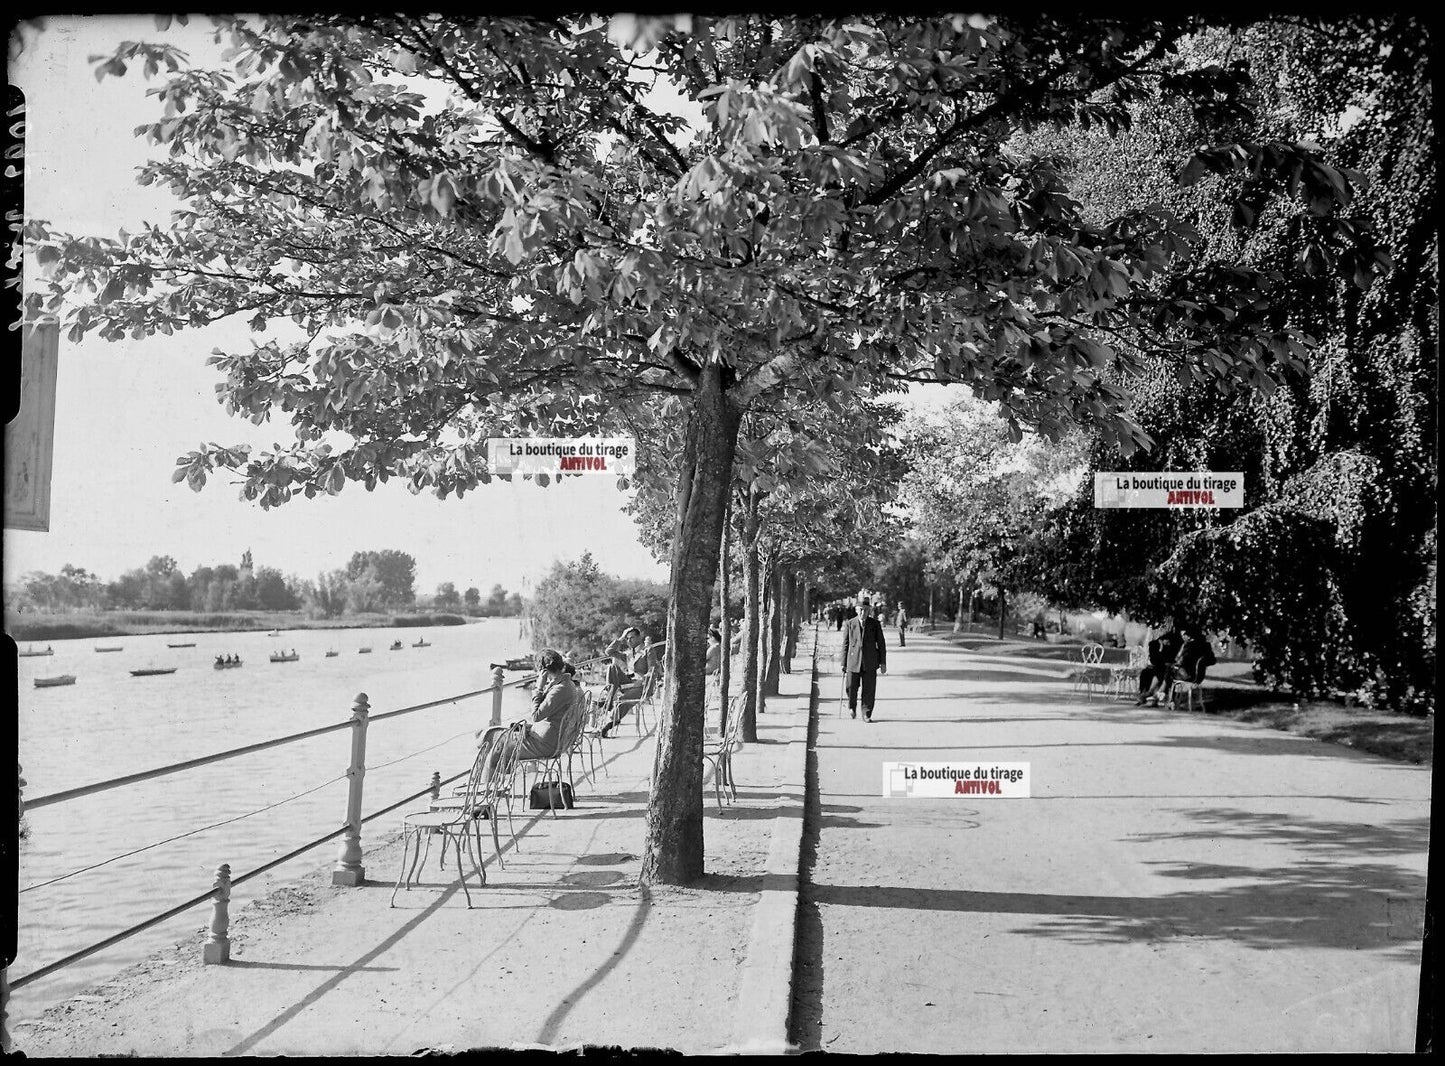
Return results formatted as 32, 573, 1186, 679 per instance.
389, 613, 468, 627
526, 554, 669, 661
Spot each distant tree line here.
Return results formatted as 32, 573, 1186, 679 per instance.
8, 548, 518, 620
432, 581, 524, 617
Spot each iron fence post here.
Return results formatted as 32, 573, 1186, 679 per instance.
332, 693, 369, 886
490, 667, 506, 727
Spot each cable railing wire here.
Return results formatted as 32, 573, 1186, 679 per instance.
364, 726, 477, 773
10, 771, 469, 991
19, 771, 352, 896
10, 645, 657, 989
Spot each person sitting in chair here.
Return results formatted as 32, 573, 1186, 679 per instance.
1136, 621, 1182, 706
475, 649, 578, 784
1170, 625, 1217, 702
599, 640, 645, 736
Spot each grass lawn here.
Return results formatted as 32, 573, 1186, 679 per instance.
923, 623, 1432, 766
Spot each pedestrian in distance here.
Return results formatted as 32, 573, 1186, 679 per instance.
895, 601, 909, 647
841, 595, 888, 722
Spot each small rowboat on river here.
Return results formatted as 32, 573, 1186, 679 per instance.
166, 642, 197, 648
389, 640, 404, 651
213, 659, 243, 670
269, 652, 300, 663
325, 649, 339, 658
131, 668, 178, 677
94, 646, 123, 653
358, 646, 373, 654
35, 675, 77, 688
19, 646, 54, 657
412, 638, 431, 648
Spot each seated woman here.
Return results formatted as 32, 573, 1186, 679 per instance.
475, 649, 579, 783
705, 628, 722, 676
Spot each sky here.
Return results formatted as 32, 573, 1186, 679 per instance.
5, 15, 674, 596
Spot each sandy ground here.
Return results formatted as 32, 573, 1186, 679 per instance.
791, 630, 1429, 1054
13, 664, 814, 1056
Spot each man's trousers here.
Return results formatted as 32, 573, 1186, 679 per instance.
847, 669, 878, 716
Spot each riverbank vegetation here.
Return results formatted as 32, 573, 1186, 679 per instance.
5, 609, 470, 642
6, 548, 524, 631
524, 554, 669, 663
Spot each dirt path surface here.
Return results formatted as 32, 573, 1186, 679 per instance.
14, 664, 814, 1056
791, 629, 1429, 1054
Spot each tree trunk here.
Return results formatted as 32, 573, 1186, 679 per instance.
997, 587, 1007, 640
953, 585, 965, 632
756, 550, 773, 709
968, 583, 978, 624
641, 363, 742, 886
718, 502, 731, 734
764, 565, 784, 695
739, 492, 762, 743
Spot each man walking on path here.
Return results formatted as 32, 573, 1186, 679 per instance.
894, 601, 909, 647
841, 595, 887, 721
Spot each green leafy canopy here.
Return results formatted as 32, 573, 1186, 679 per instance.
25, 14, 1387, 508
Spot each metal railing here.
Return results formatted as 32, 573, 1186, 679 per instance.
8, 650, 623, 985
3, 641, 677, 1055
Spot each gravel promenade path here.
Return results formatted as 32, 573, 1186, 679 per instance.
791, 628, 1429, 1053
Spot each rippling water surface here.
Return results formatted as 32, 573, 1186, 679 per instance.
12, 618, 540, 1026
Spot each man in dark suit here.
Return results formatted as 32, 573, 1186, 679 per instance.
841, 595, 888, 721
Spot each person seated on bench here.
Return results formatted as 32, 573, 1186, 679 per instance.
1136, 621, 1182, 706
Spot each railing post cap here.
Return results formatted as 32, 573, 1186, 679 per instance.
353, 693, 370, 713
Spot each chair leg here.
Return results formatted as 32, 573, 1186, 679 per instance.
453, 835, 473, 909
390, 827, 414, 907
467, 822, 487, 886
503, 796, 518, 851
490, 810, 504, 866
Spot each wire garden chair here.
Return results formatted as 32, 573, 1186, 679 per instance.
632, 669, 662, 735
704, 695, 745, 808
391, 723, 524, 907
579, 687, 614, 781
1070, 642, 1108, 701
1107, 644, 1147, 701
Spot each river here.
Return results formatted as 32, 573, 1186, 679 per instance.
11, 618, 543, 1027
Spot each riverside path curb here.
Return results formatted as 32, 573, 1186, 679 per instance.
722, 627, 819, 1055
